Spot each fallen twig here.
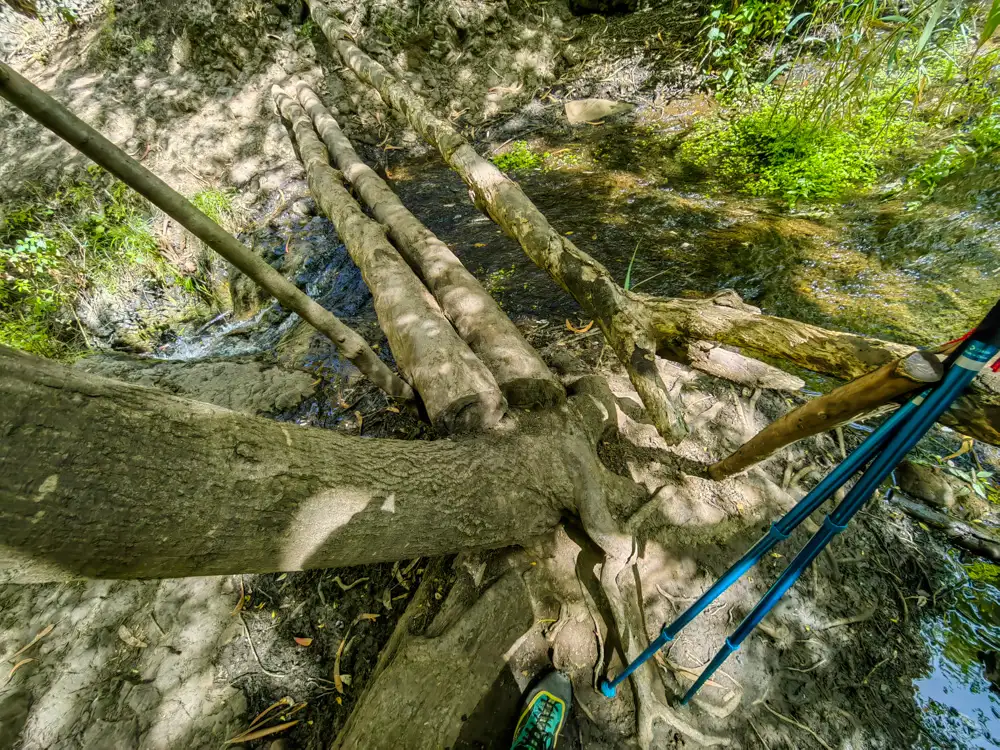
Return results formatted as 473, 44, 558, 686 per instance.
820, 604, 876, 631
759, 701, 833, 750
239, 614, 288, 679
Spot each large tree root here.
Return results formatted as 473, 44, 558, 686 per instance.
893, 495, 1000, 561
0, 61, 415, 405
273, 86, 505, 432
304, 0, 1000, 447
294, 81, 564, 409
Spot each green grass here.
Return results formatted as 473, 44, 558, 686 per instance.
191, 188, 237, 228
0, 169, 213, 357
492, 141, 543, 173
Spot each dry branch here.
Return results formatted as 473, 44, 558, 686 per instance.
273, 86, 505, 432
710, 350, 943, 479
294, 81, 564, 408
0, 60, 414, 404
305, 1, 1000, 446
893, 495, 1000, 561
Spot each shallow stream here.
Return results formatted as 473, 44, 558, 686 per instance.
160, 119, 1000, 746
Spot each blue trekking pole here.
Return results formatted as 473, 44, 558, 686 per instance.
599, 299, 1000, 702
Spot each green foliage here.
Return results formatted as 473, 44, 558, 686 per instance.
678, 100, 913, 205
965, 560, 1000, 585
134, 36, 156, 56
491, 141, 543, 172
296, 19, 317, 38
910, 101, 1000, 192
700, 0, 794, 88
191, 188, 236, 228
0, 169, 208, 358
481, 264, 516, 298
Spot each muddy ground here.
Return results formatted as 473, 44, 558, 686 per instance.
1, 1, 997, 749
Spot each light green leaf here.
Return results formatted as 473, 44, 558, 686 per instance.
982, 0, 1000, 45
764, 62, 792, 86
785, 12, 811, 32
914, 0, 946, 59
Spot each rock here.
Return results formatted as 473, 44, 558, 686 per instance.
896, 461, 958, 510
0, 689, 30, 750
564, 98, 634, 125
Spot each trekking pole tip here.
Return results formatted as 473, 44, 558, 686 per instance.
598, 678, 617, 698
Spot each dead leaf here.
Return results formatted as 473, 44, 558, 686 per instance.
341, 674, 352, 686
4, 658, 34, 686
385, 406, 400, 413
117, 625, 148, 649
381, 588, 393, 610
246, 697, 293, 732
293, 637, 313, 647
276, 573, 288, 581
225, 720, 300, 745
9, 623, 54, 662
357, 613, 379, 622
473, 243, 487, 247
337, 393, 350, 409
354, 410, 364, 431
334, 636, 347, 694
231, 577, 246, 616
565, 319, 594, 334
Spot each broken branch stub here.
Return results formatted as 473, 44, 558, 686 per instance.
273, 86, 505, 433
294, 81, 563, 408
709, 350, 944, 480
0, 61, 413, 404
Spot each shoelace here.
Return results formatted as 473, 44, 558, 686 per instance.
519, 698, 560, 750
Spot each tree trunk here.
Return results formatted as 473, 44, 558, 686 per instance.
0, 60, 414, 404
273, 86, 506, 433
0, 346, 636, 584
305, 0, 1000, 448
709, 350, 943, 479
294, 81, 564, 409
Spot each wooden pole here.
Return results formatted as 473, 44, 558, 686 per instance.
273, 86, 506, 432
709, 350, 943, 479
295, 81, 564, 408
0, 60, 414, 403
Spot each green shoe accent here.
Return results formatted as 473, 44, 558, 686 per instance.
511, 672, 572, 750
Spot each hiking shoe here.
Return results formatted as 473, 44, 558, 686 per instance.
510, 670, 572, 749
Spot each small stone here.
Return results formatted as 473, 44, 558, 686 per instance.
896, 461, 957, 509
564, 98, 634, 126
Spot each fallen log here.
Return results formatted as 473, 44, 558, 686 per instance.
893, 495, 1000, 562
305, 1, 1000, 446
710, 350, 943, 479
0, 60, 414, 404
295, 81, 564, 408
273, 86, 506, 432
0, 346, 636, 584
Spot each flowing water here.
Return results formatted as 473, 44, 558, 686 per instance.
161, 121, 1000, 746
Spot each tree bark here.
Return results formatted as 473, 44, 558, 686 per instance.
305, 0, 1000, 447
273, 86, 506, 433
893, 495, 1000, 562
294, 81, 564, 409
709, 350, 943, 479
0, 346, 633, 584
305, 0, 688, 443
0, 60, 414, 404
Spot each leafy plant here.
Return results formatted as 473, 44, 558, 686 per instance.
678, 100, 909, 205
492, 142, 543, 172
192, 188, 237, 228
